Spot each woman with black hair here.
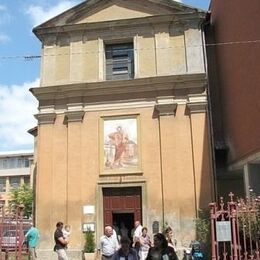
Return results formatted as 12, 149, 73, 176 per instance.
112, 237, 138, 260
146, 233, 178, 260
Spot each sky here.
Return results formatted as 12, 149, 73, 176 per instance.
0, 0, 210, 152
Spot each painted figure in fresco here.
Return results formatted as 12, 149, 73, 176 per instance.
108, 126, 129, 168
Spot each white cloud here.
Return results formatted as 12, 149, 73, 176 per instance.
0, 5, 7, 11
26, 0, 81, 26
175, 0, 183, 2
0, 33, 10, 43
0, 79, 39, 151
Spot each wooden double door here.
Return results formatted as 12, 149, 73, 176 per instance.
103, 187, 142, 235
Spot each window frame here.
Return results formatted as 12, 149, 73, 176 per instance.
105, 42, 134, 81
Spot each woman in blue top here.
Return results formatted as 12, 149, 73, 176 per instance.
25, 224, 40, 260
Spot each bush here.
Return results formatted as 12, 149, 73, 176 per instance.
83, 229, 95, 253
194, 209, 211, 259
9, 184, 34, 218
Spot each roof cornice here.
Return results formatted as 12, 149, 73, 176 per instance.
33, 12, 205, 41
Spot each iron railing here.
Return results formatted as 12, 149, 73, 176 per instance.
0, 204, 30, 260
209, 192, 260, 260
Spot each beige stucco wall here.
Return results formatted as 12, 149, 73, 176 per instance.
35, 103, 213, 253
40, 22, 204, 86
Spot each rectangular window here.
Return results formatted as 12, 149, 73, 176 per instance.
105, 43, 134, 80
9, 177, 20, 189
0, 177, 6, 192
17, 158, 22, 167
24, 158, 29, 168
24, 176, 30, 185
3, 159, 8, 169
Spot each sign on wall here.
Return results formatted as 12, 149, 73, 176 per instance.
83, 205, 95, 214
216, 221, 232, 242
82, 222, 95, 232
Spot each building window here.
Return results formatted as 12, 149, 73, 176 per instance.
0, 177, 6, 192
9, 177, 20, 189
3, 159, 7, 169
24, 176, 30, 185
24, 158, 29, 168
105, 43, 134, 80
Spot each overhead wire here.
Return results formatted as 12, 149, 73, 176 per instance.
0, 39, 259, 61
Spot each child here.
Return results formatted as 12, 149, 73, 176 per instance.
62, 225, 71, 245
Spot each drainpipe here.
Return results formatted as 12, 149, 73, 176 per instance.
157, 115, 165, 228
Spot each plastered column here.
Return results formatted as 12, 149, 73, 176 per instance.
186, 95, 214, 211
65, 108, 85, 249
35, 112, 56, 248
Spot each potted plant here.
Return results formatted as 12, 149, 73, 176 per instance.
83, 228, 96, 260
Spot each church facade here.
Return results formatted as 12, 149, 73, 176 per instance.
31, 0, 214, 258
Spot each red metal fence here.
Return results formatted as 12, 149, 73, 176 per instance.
209, 192, 260, 260
0, 205, 30, 260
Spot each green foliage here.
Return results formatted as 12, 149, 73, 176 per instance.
83, 229, 95, 253
237, 193, 260, 242
9, 184, 34, 218
194, 209, 211, 258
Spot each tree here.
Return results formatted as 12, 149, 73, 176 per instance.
9, 184, 34, 218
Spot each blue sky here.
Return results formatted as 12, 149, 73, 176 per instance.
0, 0, 210, 152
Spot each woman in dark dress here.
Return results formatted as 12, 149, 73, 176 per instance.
146, 233, 178, 260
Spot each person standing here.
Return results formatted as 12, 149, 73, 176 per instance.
54, 222, 68, 260
139, 227, 151, 260
112, 237, 138, 260
100, 226, 119, 260
164, 227, 176, 249
146, 233, 178, 260
133, 221, 143, 257
25, 224, 40, 260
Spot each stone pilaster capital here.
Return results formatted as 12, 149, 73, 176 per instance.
34, 112, 56, 125
154, 96, 178, 116
186, 94, 207, 114
65, 110, 85, 123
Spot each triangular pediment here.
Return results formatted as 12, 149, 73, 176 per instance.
34, 0, 202, 29
72, 0, 174, 24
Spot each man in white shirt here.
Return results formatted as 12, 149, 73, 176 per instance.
100, 226, 119, 260
133, 221, 143, 255
133, 221, 142, 241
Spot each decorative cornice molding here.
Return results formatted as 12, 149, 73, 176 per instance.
34, 113, 56, 125
30, 74, 207, 103
65, 110, 85, 122
34, 13, 205, 41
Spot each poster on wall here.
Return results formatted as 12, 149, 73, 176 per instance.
101, 115, 140, 173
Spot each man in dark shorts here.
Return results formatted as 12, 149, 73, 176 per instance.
54, 222, 69, 260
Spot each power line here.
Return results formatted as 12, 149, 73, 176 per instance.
0, 39, 259, 60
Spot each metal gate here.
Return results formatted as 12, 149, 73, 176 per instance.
209, 192, 260, 260
0, 204, 29, 260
